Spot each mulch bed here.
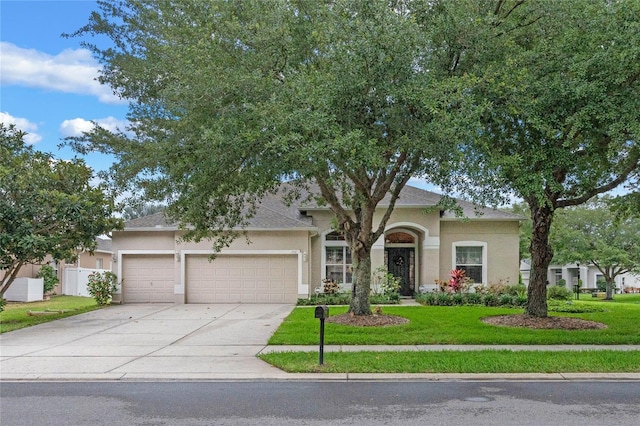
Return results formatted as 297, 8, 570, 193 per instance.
326, 312, 607, 330
482, 314, 607, 330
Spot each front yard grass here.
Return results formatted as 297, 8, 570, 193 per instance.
263, 301, 640, 373
0, 295, 101, 334
259, 350, 640, 373
269, 303, 640, 346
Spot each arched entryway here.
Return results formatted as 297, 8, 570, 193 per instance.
384, 229, 419, 296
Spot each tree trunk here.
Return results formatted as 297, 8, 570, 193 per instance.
526, 203, 555, 317
605, 279, 615, 300
349, 245, 372, 316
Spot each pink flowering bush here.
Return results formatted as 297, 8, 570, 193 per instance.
87, 271, 118, 305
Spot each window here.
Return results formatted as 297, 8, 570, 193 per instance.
96, 258, 103, 269
454, 244, 486, 284
553, 269, 562, 285
325, 247, 352, 284
324, 231, 352, 284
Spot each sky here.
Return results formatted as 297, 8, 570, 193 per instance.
0, 0, 445, 192
1, 0, 126, 172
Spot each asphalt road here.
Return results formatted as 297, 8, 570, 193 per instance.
2, 380, 639, 425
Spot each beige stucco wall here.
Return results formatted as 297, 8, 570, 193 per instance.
111, 229, 312, 302
439, 220, 520, 285
307, 208, 442, 291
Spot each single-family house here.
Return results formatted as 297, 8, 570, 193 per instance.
110, 184, 523, 304
520, 260, 640, 293
2, 237, 113, 301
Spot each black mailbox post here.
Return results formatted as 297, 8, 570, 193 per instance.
315, 305, 329, 365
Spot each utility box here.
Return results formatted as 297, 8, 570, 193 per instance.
315, 305, 329, 319
4, 278, 44, 302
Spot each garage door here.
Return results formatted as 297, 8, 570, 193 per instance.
186, 254, 298, 303
121, 254, 175, 303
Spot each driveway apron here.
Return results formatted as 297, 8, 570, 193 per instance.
0, 304, 294, 380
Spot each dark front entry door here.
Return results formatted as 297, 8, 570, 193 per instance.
386, 248, 414, 296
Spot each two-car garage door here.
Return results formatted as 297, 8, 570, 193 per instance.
121, 253, 298, 303
185, 254, 298, 303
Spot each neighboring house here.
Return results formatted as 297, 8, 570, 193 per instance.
2, 237, 113, 298
519, 260, 640, 293
56, 237, 114, 296
110, 184, 523, 304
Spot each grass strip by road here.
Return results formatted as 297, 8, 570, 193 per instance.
0, 296, 101, 334
269, 303, 640, 346
259, 350, 640, 373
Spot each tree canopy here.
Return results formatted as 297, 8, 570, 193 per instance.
0, 124, 122, 296
552, 198, 640, 300
446, 0, 640, 316
67, 0, 482, 315
67, 0, 639, 316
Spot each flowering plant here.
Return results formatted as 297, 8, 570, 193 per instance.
322, 278, 340, 294
448, 269, 472, 293
87, 271, 119, 305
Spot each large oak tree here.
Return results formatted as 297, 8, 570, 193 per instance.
552, 198, 640, 300
68, 0, 480, 315
444, 0, 640, 316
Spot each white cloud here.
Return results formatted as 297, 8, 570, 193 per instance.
0, 42, 125, 105
0, 111, 42, 144
59, 116, 129, 137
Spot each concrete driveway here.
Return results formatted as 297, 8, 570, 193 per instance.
0, 303, 294, 380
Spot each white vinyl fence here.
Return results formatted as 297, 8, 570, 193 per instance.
63, 268, 111, 297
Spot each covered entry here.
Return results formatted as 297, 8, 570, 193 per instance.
385, 230, 418, 296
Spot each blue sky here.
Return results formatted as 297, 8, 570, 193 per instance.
1, 0, 126, 172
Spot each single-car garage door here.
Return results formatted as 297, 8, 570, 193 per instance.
186, 254, 298, 303
121, 254, 175, 303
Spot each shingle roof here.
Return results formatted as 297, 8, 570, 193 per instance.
95, 237, 113, 252
123, 183, 522, 230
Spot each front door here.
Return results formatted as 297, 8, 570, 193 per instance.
386, 248, 414, 296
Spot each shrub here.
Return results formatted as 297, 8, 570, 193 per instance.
36, 264, 59, 295
464, 292, 482, 305
371, 266, 401, 297
87, 271, 118, 305
448, 269, 472, 293
547, 285, 572, 301
322, 278, 341, 294
297, 293, 400, 306
436, 293, 454, 306
505, 284, 527, 297
451, 293, 465, 305
499, 294, 515, 306
0, 297, 5, 313
297, 293, 350, 306
483, 293, 499, 306
514, 295, 528, 307
415, 292, 436, 305
486, 280, 509, 296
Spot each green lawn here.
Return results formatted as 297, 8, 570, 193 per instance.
263, 299, 640, 373
269, 302, 640, 345
259, 350, 640, 373
578, 293, 640, 303
0, 295, 102, 333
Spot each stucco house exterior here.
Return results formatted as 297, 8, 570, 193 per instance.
520, 260, 640, 293
2, 237, 113, 300
110, 185, 522, 304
